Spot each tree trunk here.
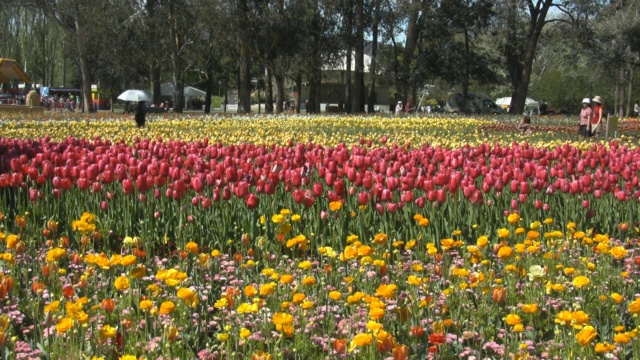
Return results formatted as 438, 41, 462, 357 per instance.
150, 63, 162, 106
353, 0, 365, 113
295, 73, 302, 114
239, 39, 251, 114
204, 64, 213, 114
461, 26, 470, 113
626, 65, 633, 117
275, 72, 285, 114
618, 68, 625, 117
367, 0, 379, 114
74, 11, 94, 113
344, 0, 353, 113
508, 0, 553, 114
169, 0, 184, 113
401, 0, 421, 102
265, 67, 274, 114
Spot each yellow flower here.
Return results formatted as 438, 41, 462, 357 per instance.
56, 317, 74, 334
375, 284, 398, 299
328, 291, 342, 301
217, 333, 229, 341
576, 326, 597, 346
497, 228, 510, 239
292, 293, 306, 305
497, 246, 513, 260
477, 236, 489, 248
120, 356, 138, 360
373, 233, 388, 245
350, 333, 373, 347
544, 218, 553, 224
298, 261, 312, 270
571, 311, 590, 325
572, 276, 590, 289
272, 312, 294, 325
521, 304, 538, 313
177, 287, 199, 307
99, 324, 117, 341
301, 276, 316, 286
214, 298, 229, 309
301, 300, 313, 309
567, 222, 576, 230
611, 293, 624, 303
240, 328, 251, 339
329, 201, 342, 211
237, 302, 259, 314
613, 333, 630, 344
185, 241, 199, 254
244, 285, 257, 297
279, 274, 293, 284
159, 301, 176, 314
114, 276, 130, 291
259, 282, 276, 296
594, 342, 616, 353
140, 300, 153, 311
505, 314, 521, 326
507, 213, 520, 224
271, 214, 285, 224
291, 214, 301, 222
44, 301, 61, 313
628, 298, 640, 313
610, 246, 627, 259
407, 275, 422, 286
369, 307, 385, 319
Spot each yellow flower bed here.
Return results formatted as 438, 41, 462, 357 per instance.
1, 113, 635, 149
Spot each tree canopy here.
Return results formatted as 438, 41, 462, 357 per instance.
2, 0, 639, 115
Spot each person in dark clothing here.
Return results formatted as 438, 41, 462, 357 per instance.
135, 101, 146, 127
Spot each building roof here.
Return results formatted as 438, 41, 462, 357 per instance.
322, 51, 373, 73
0, 59, 31, 83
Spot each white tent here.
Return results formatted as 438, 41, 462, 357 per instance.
160, 83, 207, 109
496, 97, 539, 108
161, 83, 206, 98
184, 86, 206, 98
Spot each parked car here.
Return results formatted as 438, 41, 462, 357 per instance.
445, 92, 505, 115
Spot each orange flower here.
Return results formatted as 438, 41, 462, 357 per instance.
374, 233, 388, 245
101, 299, 115, 313
251, 351, 272, 360
333, 339, 347, 354
492, 287, 506, 303
159, 301, 176, 315
375, 284, 398, 299
392, 344, 410, 360
272, 312, 294, 325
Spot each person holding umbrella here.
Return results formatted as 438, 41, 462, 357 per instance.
117, 89, 150, 127
135, 101, 146, 127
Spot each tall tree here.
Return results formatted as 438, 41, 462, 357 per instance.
352, 0, 365, 112
32, 0, 97, 112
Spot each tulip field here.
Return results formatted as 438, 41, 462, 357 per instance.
2, 113, 640, 360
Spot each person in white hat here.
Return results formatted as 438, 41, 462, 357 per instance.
591, 96, 603, 136
579, 98, 593, 137
395, 101, 403, 115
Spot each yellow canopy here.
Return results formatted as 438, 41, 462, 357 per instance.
0, 58, 31, 84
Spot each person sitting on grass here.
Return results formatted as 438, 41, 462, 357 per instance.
517, 115, 533, 135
